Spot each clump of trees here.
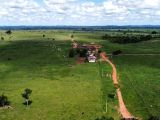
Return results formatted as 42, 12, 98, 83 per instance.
22, 88, 32, 107
79, 49, 87, 57
0, 94, 10, 107
68, 48, 88, 58
102, 34, 152, 44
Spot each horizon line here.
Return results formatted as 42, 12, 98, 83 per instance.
0, 25, 160, 27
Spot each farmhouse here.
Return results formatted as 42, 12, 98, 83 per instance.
76, 44, 101, 63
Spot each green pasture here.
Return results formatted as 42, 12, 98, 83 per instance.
112, 55, 160, 119
0, 30, 160, 120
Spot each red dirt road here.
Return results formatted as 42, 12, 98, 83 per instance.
100, 52, 133, 119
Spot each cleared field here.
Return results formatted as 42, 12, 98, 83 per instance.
0, 31, 118, 120
0, 30, 160, 119
112, 55, 160, 119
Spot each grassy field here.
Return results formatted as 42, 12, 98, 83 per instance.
0, 30, 160, 120
0, 30, 118, 120
112, 55, 160, 119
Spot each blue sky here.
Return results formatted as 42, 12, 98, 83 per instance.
0, 0, 160, 26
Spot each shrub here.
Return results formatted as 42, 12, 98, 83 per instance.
102, 34, 110, 40
69, 49, 75, 58
0, 94, 10, 107
112, 50, 122, 56
148, 116, 160, 120
1, 37, 4, 40
71, 34, 74, 38
108, 93, 115, 99
95, 115, 114, 120
79, 49, 87, 57
151, 31, 157, 34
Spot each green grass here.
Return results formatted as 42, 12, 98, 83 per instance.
99, 61, 119, 119
0, 38, 105, 120
112, 55, 160, 119
0, 30, 160, 120
0, 31, 118, 119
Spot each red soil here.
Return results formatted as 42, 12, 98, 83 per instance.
100, 52, 134, 119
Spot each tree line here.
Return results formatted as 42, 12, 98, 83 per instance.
102, 34, 152, 44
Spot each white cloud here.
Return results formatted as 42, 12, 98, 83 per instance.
143, 0, 160, 8
0, 0, 160, 25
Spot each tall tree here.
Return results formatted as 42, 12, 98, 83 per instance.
22, 88, 32, 107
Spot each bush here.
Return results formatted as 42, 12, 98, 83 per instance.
148, 116, 160, 120
69, 49, 76, 58
0, 94, 10, 107
71, 34, 74, 38
1, 37, 4, 40
79, 49, 87, 57
151, 31, 157, 34
95, 116, 114, 120
112, 50, 122, 56
108, 93, 115, 99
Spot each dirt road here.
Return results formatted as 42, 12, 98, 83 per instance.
100, 52, 134, 119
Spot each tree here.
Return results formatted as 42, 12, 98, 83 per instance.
71, 34, 74, 39
1, 37, 4, 40
151, 31, 157, 34
0, 94, 10, 107
43, 34, 45, 38
102, 34, 110, 40
5, 30, 12, 35
22, 88, 32, 107
69, 49, 75, 58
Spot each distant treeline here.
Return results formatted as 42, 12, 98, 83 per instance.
102, 34, 152, 44
0, 25, 160, 30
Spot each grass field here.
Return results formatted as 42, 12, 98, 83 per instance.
0, 30, 160, 120
112, 55, 160, 119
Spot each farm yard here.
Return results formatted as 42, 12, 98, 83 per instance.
0, 29, 160, 120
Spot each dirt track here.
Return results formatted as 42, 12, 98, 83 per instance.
100, 52, 133, 119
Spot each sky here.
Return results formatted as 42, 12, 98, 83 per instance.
0, 0, 160, 26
